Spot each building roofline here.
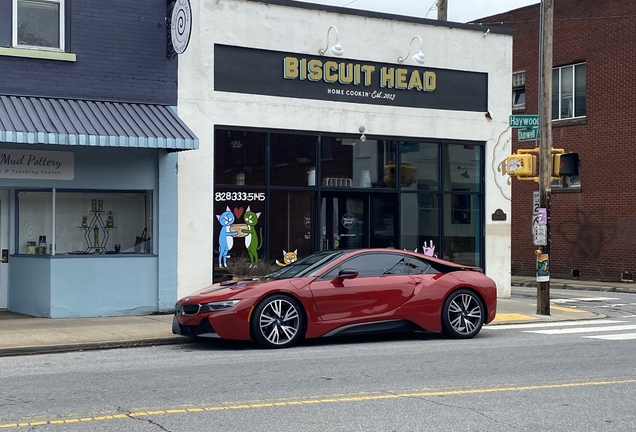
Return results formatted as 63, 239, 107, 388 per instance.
469, 2, 540, 25
248, 0, 515, 36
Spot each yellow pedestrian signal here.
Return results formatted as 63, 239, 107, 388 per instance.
505, 154, 537, 177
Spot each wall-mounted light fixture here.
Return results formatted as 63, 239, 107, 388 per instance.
318, 25, 344, 56
483, 28, 491, 38
458, 166, 470, 178
359, 125, 367, 142
397, 35, 425, 65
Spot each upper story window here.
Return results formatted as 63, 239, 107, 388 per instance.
552, 63, 586, 120
512, 71, 526, 111
12, 0, 65, 50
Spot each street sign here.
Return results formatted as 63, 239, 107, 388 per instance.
532, 191, 540, 234
533, 224, 547, 246
518, 127, 539, 141
509, 115, 539, 128
532, 191, 540, 215
537, 208, 547, 224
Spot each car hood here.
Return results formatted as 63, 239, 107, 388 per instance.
178, 277, 297, 303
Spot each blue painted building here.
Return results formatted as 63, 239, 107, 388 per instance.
0, 0, 198, 317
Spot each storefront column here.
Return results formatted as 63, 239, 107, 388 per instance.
157, 151, 179, 312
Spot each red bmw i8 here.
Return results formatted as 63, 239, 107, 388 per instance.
173, 248, 498, 349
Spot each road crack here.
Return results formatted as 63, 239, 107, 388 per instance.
116, 406, 173, 432
399, 395, 528, 431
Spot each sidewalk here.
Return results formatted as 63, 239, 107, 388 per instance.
1, 275, 631, 357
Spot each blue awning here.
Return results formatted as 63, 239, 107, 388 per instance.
0, 95, 198, 150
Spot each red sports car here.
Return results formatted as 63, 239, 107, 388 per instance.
173, 249, 497, 348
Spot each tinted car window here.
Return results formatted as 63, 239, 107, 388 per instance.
269, 250, 346, 279
407, 257, 437, 274
334, 253, 410, 278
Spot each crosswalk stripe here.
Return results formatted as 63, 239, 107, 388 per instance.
550, 297, 620, 304
596, 303, 636, 308
583, 333, 636, 341
487, 320, 626, 330
525, 324, 636, 335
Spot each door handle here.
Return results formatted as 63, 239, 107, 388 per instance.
1, 249, 8, 263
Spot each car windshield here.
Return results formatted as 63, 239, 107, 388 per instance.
268, 250, 347, 279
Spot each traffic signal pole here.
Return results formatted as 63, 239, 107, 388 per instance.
537, 0, 553, 315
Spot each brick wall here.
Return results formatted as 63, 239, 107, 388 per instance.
478, 0, 636, 281
0, 0, 177, 105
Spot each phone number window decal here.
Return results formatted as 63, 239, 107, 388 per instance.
215, 192, 266, 202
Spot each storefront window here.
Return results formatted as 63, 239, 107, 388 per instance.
320, 137, 397, 188
211, 127, 486, 277
399, 141, 439, 191
371, 195, 397, 248
214, 129, 266, 186
443, 194, 482, 266
400, 192, 439, 254
270, 133, 317, 187
442, 143, 481, 192
17, 191, 52, 255
270, 191, 314, 264
17, 190, 152, 255
213, 190, 266, 273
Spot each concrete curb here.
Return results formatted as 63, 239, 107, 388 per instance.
512, 281, 636, 293
0, 337, 191, 358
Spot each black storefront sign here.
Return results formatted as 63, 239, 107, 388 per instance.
214, 44, 488, 112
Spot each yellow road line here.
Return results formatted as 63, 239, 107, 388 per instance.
2, 378, 636, 428
551, 305, 587, 313
492, 313, 537, 322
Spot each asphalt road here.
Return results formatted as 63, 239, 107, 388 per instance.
1, 289, 636, 431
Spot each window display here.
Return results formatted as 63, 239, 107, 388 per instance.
17, 190, 152, 255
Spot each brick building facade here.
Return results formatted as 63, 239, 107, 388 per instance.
0, 0, 177, 104
478, 0, 636, 281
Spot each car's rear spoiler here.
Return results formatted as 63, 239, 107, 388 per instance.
417, 254, 483, 273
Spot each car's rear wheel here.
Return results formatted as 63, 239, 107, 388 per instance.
441, 289, 484, 339
251, 295, 305, 349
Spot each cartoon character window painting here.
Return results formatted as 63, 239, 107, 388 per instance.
422, 240, 436, 257
216, 205, 264, 268
276, 250, 298, 267
242, 207, 263, 265
216, 207, 237, 267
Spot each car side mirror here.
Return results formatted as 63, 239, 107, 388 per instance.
331, 268, 358, 285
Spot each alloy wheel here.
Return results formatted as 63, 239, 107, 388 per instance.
257, 297, 302, 347
442, 290, 484, 338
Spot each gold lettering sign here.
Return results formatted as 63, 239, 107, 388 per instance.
284, 57, 436, 93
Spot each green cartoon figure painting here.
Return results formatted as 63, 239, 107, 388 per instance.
241, 206, 263, 265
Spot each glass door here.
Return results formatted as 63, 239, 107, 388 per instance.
370, 194, 398, 248
320, 193, 398, 250
321, 193, 365, 250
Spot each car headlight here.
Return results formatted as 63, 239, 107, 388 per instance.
205, 299, 241, 311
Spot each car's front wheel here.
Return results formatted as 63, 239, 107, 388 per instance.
251, 295, 305, 348
441, 289, 484, 339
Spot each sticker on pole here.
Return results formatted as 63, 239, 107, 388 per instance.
536, 253, 549, 282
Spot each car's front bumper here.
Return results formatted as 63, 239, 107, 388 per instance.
172, 315, 220, 338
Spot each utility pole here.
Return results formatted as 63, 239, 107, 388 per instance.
437, 0, 447, 21
537, 0, 553, 315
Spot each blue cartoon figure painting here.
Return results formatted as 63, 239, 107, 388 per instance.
216, 206, 237, 267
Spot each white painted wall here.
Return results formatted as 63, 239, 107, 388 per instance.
177, 0, 512, 298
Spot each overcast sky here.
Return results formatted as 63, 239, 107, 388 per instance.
292, 0, 539, 23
